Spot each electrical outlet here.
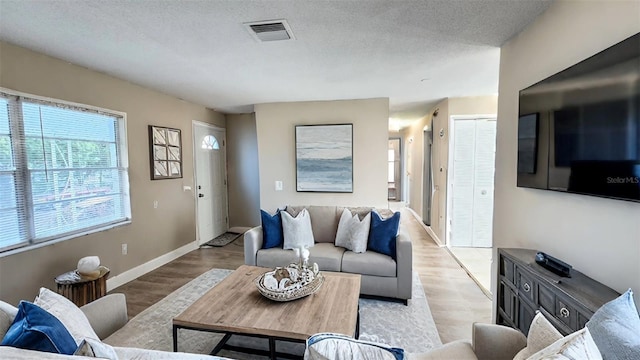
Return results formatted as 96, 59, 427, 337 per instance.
275, 181, 283, 191
121, 243, 127, 255
153, 200, 158, 209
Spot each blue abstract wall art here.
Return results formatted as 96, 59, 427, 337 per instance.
296, 124, 353, 192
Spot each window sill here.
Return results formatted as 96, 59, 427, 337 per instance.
0, 220, 132, 259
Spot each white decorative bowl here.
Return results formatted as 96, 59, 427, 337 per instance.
255, 263, 324, 302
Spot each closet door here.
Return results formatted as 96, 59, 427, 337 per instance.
471, 120, 496, 247
450, 119, 496, 248
450, 120, 476, 247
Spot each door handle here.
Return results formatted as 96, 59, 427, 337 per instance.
198, 193, 204, 198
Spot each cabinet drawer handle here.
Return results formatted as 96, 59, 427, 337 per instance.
523, 283, 531, 292
560, 307, 570, 318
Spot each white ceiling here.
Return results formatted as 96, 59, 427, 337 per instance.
0, 0, 553, 127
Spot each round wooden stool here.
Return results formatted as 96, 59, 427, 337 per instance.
55, 266, 110, 307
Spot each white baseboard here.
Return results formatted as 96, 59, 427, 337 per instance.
425, 227, 444, 247
405, 207, 445, 247
106, 241, 198, 291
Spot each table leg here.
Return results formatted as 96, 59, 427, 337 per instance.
269, 337, 276, 360
172, 325, 178, 352
355, 306, 360, 339
210, 333, 233, 355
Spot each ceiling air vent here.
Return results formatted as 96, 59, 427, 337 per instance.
244, 19, 295, 42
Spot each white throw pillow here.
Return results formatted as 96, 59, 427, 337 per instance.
74, 338, 119, 359
305, 333, 403, 360
34, 287, 100, 345
335, 208, 370, 253
514, 312, 563, 360
526, 327, 602, 360
282, 208, 315, 250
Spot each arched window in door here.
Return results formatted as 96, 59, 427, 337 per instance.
201, 135, 220, 150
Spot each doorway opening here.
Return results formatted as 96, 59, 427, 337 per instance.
193, 121, 229, 245
388, 138, 402, 201
422, 125, 433, 226
446, 115, 496, 295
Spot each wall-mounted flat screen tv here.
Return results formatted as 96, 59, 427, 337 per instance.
517, 33, 640, 202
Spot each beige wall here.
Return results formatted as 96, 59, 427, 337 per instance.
255, 99, 389, 211
404, 96, 497, 243
493, 0, 640, 311
449, 97, 498, 116
226, 113, 260, 228
0, 41, 225, 304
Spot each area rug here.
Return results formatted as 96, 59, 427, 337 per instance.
105, 268, 441, 359
201, 232, 242, 247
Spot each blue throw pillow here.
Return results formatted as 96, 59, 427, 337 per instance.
0, 301, 77, 355
586, 289, 640, 360
367, 211, 400, 259
261, 209, 284, 249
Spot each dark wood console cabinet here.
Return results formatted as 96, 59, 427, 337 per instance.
496, 248, 619, 336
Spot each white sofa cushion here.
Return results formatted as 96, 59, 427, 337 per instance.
0, 346, 98, 359
282, 208, 315, 249
335, 208, 370, 253
257, 248, 299, 268
308, 206, 339, 243
34, 288, 99, 345
256, 243, 344, 271
309, 243, 345, 271
342, 251, 396, 277
114, 346, 232, 359
287, 206, 339, 244
0, 345, 232, 360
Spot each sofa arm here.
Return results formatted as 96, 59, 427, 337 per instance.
244, 226, 263, 266
472, 323, 526, 360
396, 228, 413, 300
80, 293, 128, 340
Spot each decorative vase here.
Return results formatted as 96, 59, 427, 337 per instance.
77, 256, 100, 275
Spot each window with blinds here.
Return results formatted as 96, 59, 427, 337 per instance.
0, 90, 131, 253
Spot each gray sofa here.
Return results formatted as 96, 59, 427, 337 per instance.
244, 205, 413, 302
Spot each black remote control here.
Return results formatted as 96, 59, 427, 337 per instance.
535, 251, 572, 277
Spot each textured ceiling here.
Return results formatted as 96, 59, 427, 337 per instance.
0, 0, 553, 126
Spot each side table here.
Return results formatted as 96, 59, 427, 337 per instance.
55, 266, 110, 307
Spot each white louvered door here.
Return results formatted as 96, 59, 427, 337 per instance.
450, 118, 496, 248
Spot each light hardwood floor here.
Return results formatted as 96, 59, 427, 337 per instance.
110, 207, 492, 344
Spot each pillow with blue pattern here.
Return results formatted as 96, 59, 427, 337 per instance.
305, 333, 404, 360
586, 289, 640, 360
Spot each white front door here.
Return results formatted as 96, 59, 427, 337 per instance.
193, 122, 228, 244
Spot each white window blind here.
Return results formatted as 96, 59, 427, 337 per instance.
0, 90, 131, 252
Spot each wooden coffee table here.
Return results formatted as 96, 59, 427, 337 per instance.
173, 265, 361, 359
